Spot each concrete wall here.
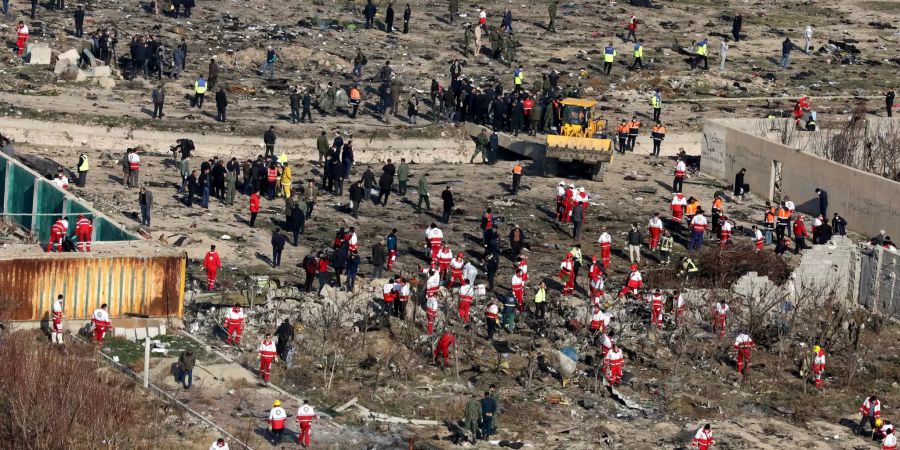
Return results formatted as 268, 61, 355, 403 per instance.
702, 120, 900, 238
857, 245, 900, 317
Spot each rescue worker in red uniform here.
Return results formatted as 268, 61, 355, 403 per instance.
47, 216, 69, 252
426, 223, 444, 262
224, 304, 245, 345
436, 244, 453, 279
812, 345, 826, 389
296, 400, 318, 448
597, 228, 612, 269
517, 255, 529, 282
860, 395, 882, 436
51, 295, 64, 344
672, 290, 685, 324
649, 289, 664, 330
733, 333, 755, 375
671, 192, 687, 223
588, 256, 605, 298
712, 301, 729, 338
618, 264, 643, 299
15, 22, 29, 57
604, 342, 624, 386
425, 295, 439, 334
555, 181, 566, 220
648, 212, 663, 250
692, 424, 715, 450
561, 184, 574, 223
558, 254, 575, 295
458, 279, 474, 322
257, 333, 277, 383
75, 214, 93, 252
204, 245, 222, 291
433, 331, 455, 368
511, 269, 525, 312
449, 253, 465, 288
267, 400, 288, 445
382, 277, 397, 310
91, 303, 111, 347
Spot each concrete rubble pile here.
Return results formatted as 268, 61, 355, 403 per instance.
52, 48, 119, 89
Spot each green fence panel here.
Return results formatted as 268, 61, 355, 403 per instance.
6, 165, 35, 230
34, 182, 65, 242
94, 216, 133, 242
0, 160, 7, 213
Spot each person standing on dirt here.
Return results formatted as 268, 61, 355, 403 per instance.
364, 0, 376, 29
203, 245, 221, 291
178, 350, 195, 389
271, 228, 287, 267
448, 0, 459, 24
886, 89, 895, 118
316, 131, 329, 164
510, 162, 523, 194
441, 185, 454, 223
397, 158, 410, 196
192, 74, 207, 108
548, 0, 558, 32
625, 13, 637, 43
385, 1, 395, 33
417, 172, 431, 212
464, 394, 481, 442
692, 424, 715, 450
207, 57, 219, 90
402, 4, 411, 34
76, 152, 89, 187
215, 87, 228, 122
275, 319, 294, 361
74, 5, 85, 38
262, 46, 277, 79
732, 14, 742, 42
603, 42, 616, 75
780, 37, 795, 69
571, 202, 585, 240
151, 83, 165, 119
264, 126, 277, 158
289, 89, 300, 124
138, 186, 153, 226
378, 159, 395, 206
471, 129, 488, 163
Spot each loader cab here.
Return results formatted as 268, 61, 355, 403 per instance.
559, 98, 605, 139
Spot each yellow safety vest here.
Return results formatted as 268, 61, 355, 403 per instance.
634, 45, 643, 58
697, 44, 707, 56
514, 71, 524, 85
194, 79, 208, 94
78, 154, 90, 171
534, 287, 546, 303
604, 48, 616, 62
650, 95, 660, 108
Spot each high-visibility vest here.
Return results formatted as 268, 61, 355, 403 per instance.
629, 120, 640, 134
711, 198, 722, 214
697, 42, 708, 56
514, 69, 524, 85
350, 88, 361, 100
634, 44, 643, 58
194, 79, 208, 94
651, 125, 666, 139
267, 168, 278, 182
534, 287, 546, 303
78, 154, 90, 171
650, 95, 661, 108
512, 165, 522, 175
777, 208, 791, 226
765, 209, 776, 229
685, 203, 698, 215
604, 47, 616, 62
617, 123, 628, 135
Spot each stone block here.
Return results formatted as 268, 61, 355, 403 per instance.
90, 65, 111, 77
74, 69, 89, 82
28, 46, 51, 65
134, 327, 147, 341
147, 326, 159, 338
97, 77, 116, 89
158, 323, 167, 336
58, 48, 80, 64
113, 327, 126, 338
54, 59, 72, 75
125, 328, 137, 342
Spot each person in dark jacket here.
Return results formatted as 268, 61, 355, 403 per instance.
780, 38, 795, 69
372, 239, 387, 278
733, 168, 746, 203
330, 157, 345, 196
349, 181, 364, 218
831, 213, 847, 236
211, 160, 226, 199
508, 225, 525, 259
331, 242, 349, 288
290, 203, 305, 246
264, 126, 277, 158
363, 0, 376, 29
361, 166, 376, 192
74, 5, 85, 38
289, 90, 301, 124
814, 219, 833, 245
886, 89, 895, 118
342, 140, 354, 178
301, 90, 313, 123
302, 254, 317, 291
385, 1, 395, 33
271, 228, 287, 267
732, 14, 742, 42
377, 160, 395, 206
274, 319, 294, 361
571, 202, 584, 240
441, 185, 455, 223
178, 350, 195, 389
185, 170, 198, 206
484, 253, 499, 291
402, 4, 411, 34
346, 252, 361, 291
182, 0, 194, 18
815, 188, 828, 217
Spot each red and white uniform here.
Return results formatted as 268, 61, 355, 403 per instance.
398, 282, 410, 303
15, 24, 29, 57
674, 159, 686, 181
517, 259, 529, 282
485, 303, 499, 321
649, 293, 664, 330
458, 283, 474, 322
296, 404, 317, 447
511, 273, 525, 311
555, 183, 566, 220
692, 427, 715, 450
754, 228, 764, 250
47, 218, 69, 252
426, 227, 444, 261
785, 199, 795, 214
92, 307, 111, 345
204, 251, 222, 291
383, 282, 397, 303
598, 232, 612, 269
860, 396, 882, 419
127, 152, 141, 171
604, 347, 624, 385
562, 187, 574, 222
436, 248, 453, 275
478, 9, 486, 25
598, 334, 614, 357
558, 257, 575, 295
673, 293, 685, 322
433, 332, 455, 365
426, 271, 440, 298
268, 406, 287, 431
75, 216, 93, 252
348, 232, 358, 253
648, 216, 663, 250
733, 334, 755, 375
209, 441, 230, 450
691, 214, 708, 233
425, 296, 439, 334
713, 302, 728, 337
618, 269, 643, 298
224, 306, 245, 344
258, 338, 277, 382
51, 298, 64, 344
589, 263, 605, 298
590, 308, 610, 333
52, 175, 70, 190
813, 349, 826, 389
719, 219, 733, 248
671, 192, 687, 221
883, 433, 897, 450
575, 188, 589, 214
449, 257, 465, 287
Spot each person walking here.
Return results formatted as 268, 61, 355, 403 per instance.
249, 191, 260, 227
441, 185, 454, 223
271, 228, 287, 267
886, 89, 895, 118
804, 25, 813, 53
780, 37, 795, 69
397, 158, 410, 196
192, 74, 207, 108
139, 186, 153, 226
417, 173, 431, 212
215, 88, 228, 122
289, 203, 304, 245
152, 84, 165, 119
571, 202, 584, 240
76, 152, 89, 187
403, 3, 411, 34
510, 162, 523, 194
719, 39, 728, 72
178, 350, 195, 389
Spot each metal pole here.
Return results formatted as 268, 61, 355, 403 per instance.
143, 334, 150, 388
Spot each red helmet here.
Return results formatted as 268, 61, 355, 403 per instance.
630, 263, 638, 270
457, 252, 464, 257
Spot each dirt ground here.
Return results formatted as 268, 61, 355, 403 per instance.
3, 0, 900, 448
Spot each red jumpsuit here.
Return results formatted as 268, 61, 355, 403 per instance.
713, 303, 728, 338
428, 230, 443, 262
91, 308, 111, 346
589, 264, 604, 298
561, 188, 574, 223
598, 233, 612, 269
16, 25, 29, 57
511, 274, 525, 312
425, 297, 438, 334
648, 218, 663, 250
433, 332, 455, 366
204, 251, 222, 291
47, 219, 67, 252
223, 307, 245, 344
618, 270, 643, 299
449, 257, 465, 287
75, 217, 93, 252
692, 428, 715, 450
649, 294, 663, 330
258, 339, 277, 382
734, 334, 755, 375
296, 405, 317, 447
813, 350, 826, 389
458, 284, 474, 322
558, 258, 575, 295
436, 248, 453, 278
604, 348, 624, 385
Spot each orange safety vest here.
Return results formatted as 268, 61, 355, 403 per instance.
512, 165, 522, 175
764, 209, 776, 227
617, 123, 628, 135
267, 168, 278, 182
651, 125, 666, 135
685, 202, 698, 215
711, 198, 722, 213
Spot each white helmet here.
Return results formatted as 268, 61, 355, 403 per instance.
558, 181, 565, 186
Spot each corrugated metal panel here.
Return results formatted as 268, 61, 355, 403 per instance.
0, 255, 185, 321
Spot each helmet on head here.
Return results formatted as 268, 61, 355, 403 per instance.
877, 418, 883, 427
274, 400, 282, 407
813, 345, 821, 353
630, 263, 638, 270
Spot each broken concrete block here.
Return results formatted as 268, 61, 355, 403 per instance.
135, 327, 147, 341
28, 46, 51, 65
58, 48, 80, 64
90, 66, 111, 77
113, 327, 126, 338
147, 326, 159, 338
158, 323, 167, 336
74, 69, 89, 82
54, 59, 72, 75
125, 328, 137, 341
59, 65, 79, 81
97, 77, 115, 89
